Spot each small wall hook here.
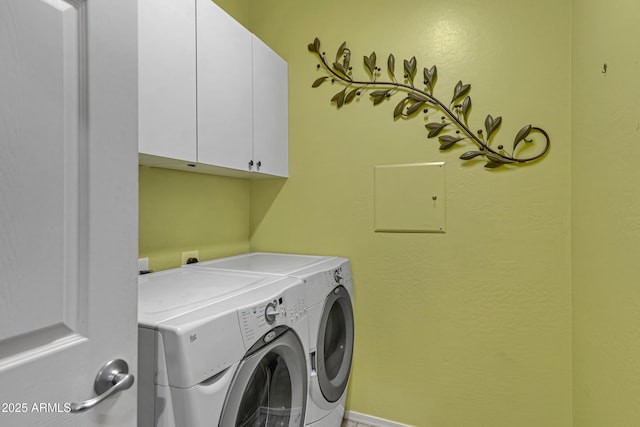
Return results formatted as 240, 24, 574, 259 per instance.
602, 63, 607, 74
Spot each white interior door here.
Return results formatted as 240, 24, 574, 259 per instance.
0, 1, 138, 426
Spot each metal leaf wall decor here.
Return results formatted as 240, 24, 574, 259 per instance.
308, 37, 550, 169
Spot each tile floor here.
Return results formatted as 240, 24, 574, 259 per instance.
342, 420, 374, 427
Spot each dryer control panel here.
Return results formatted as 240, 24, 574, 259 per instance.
323, 263, 352, 289
237, 279, 306, 351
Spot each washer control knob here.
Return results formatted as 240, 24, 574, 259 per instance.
265, 301, 281, 325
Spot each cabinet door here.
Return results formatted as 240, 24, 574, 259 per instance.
139, 0, 197, 162
252, 36, 289, 177
197, 0, 253, 170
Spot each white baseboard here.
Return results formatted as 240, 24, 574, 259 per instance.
343, 410, 413, 427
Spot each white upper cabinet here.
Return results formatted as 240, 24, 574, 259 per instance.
196, 0, 253, 171
139, 0, 197, 163
138, 0, 288, 178
252, 35, 289, 177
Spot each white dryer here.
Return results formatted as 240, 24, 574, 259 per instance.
186, 253, 355, 427
138, 267, 310, 427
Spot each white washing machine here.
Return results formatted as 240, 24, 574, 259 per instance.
185, 253, 354, 427
138, 267, 310, 427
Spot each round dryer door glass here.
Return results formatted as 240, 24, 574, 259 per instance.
220, 328, 307, 427
317, 286, 354, 402
324, 303, 346, 380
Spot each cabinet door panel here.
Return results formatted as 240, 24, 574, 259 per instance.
196, 0, 252, 170
139, 0, 197, 162
252, 36, 288, 177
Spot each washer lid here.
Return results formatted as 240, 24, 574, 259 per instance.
138, 268, 283, 327
193, 252, 331, 275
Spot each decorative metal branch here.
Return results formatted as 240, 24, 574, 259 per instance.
308, 37, 550, 169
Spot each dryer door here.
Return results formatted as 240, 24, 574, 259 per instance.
316, 286, 354, 402
220, 328, 307, 427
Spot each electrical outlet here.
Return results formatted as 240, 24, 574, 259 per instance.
181, 250, 199, 265
138, 257, 149, 273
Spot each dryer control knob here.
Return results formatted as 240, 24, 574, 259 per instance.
333, 269, 343, 284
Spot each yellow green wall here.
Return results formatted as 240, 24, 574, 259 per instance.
209, 0, 249, 27
139, 166, 250, 270
248, 0, 572, 426
138, 0, 251, 271
572, 0, 640, 425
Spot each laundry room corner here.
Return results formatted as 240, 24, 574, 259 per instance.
247, 0, 572, 426
572, 0, 640, 425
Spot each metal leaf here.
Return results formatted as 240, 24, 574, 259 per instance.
513, 124, 532, 151
308, 37, 321, 53
425, 122, 449, 138
485, 161, 503, 169
424, 65, 438, 93
405, 101, 425, 116
493, 116, 503, 135
387, 54, 395, 78
370, 89, 390, 97
394, 98, 408, 118
335, 41, 347, 62
370, 89, 390, 105
451, 80, 471, 103
331, 88, 347, 108
461, 96, 472, 122
364, 55, 373, 75
407, 92, 429, 102
439, 135, 463, 150
345, 87, 359, 104
333, 62, 348, 77
403, 59, 411, 77
485, 152, 515, 164
312, 76, 329, 88
460, 150, 485, 160
404, 56, 417, 83
484, 115, 502, 139
364, 52, 377, 76
343, 51, 351, 72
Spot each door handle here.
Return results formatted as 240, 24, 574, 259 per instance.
70, 359, 135, 413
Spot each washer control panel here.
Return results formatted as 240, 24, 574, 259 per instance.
237, 281, 306, 350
